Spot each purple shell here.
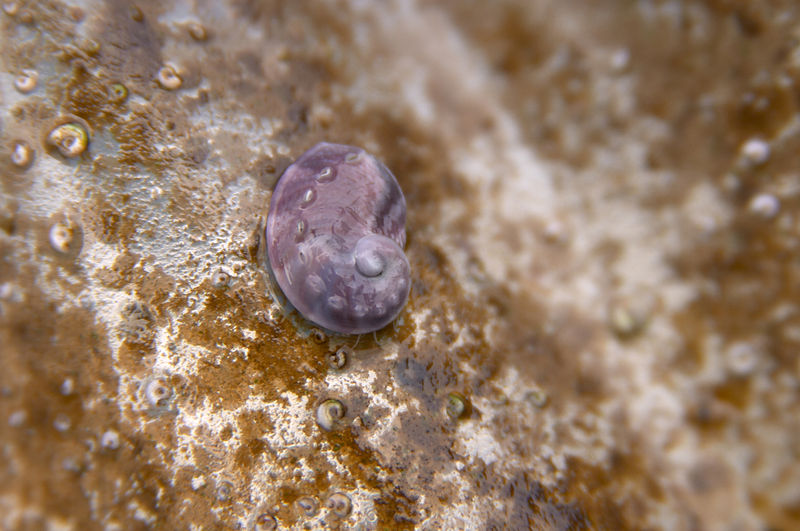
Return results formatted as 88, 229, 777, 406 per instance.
266, 142, 410, 334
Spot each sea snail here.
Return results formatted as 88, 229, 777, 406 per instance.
266, 142, 411, 335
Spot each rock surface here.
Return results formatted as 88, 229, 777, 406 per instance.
1, 0, 800, 529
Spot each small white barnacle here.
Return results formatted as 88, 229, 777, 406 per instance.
11, 140, 34, 168
296, 496, 319, 517
14, 69, 38, 93
144, 377, 172, 408
325, 492, 352, 518
100, 430, 120, 450
49, 222, 74, 253
315, 398, 345, 431
47, 122, 89, 158
748, 193, 780, 219
157, 64, 182, 90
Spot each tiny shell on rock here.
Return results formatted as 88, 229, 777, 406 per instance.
157, 65, 182, 90
10, 140, 34, 168
316, 398, 345, 431
14, 69, 38, 93
49, 222, 74, 253
47, 123, 89, 158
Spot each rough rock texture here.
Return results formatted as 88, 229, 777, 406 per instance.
2, 0, 800, 529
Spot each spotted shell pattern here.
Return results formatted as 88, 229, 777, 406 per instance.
266, 142, 410, 334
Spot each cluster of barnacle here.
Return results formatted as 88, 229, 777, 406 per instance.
4, 10, 207, 170
9, 65, 90, 167
247, 491, 354, 530
9, 66, 90, 163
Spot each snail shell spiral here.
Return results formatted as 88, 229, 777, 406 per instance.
266, 142, 410, 334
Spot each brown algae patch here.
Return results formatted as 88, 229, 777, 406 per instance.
0, 261, 121, 528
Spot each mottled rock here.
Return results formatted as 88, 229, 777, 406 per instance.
1, 1, 799, 530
